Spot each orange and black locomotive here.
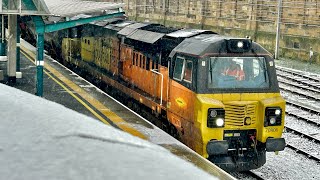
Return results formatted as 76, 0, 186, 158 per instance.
23, 16, 286, 171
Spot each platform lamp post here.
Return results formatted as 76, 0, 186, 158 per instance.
275, 0, 283, 60
7, 0, 17, 84
0, 15, 6, 57
22, 0, 45, 96
0, 15, 5, 81
36, 33, 44, 96
33, 16, 45, 97
16, 15, 21, 75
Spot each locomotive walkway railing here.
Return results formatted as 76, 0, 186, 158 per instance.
151, 69, 164, 106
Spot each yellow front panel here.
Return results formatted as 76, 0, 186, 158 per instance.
195, 93, 285, 157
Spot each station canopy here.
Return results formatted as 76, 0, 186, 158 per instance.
0, 0, 124, 17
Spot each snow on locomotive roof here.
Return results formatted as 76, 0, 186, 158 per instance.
0, 84, 216, 180
104, 21, 134, 31
91, 18, 123, 26
113, 21, 134, 28
169, 34, 223, 57
169, 34, 265, 57
127, 29, 165, 44
193, 35, 268, 55
166, 29, 216, 38
118, 23, 150, 36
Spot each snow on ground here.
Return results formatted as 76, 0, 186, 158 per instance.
253, 150, 320, 180
250, 59, 320, 180
0, 84, 216, 180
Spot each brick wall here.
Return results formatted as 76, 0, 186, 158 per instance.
106, 0, 320, 63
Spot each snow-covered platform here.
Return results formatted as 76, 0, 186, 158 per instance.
0, 83, 215, 180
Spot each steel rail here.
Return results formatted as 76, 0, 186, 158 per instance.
285, 127, 320, 163
285, 126, 320, 145
280, 86, 320, 102
286, 144, 320, 163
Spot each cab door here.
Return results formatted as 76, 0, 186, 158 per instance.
167, 56, 197, 147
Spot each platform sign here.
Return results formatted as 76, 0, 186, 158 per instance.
0, 0, 49, 15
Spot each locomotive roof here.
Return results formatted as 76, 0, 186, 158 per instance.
127, 29, 165, 44
116, 22, 217, 45
169, 34, 270, 57
166, 29, 216, 38
81, 18, 270, 57
118, 23, 150, 36
169, 34, 223, 57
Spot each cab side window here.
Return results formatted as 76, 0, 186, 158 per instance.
183, 60, 193, 82
173, 57, 185, 81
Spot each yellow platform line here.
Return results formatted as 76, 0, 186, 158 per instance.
21, 46, 147, 140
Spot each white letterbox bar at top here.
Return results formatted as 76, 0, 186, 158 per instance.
36, 60, 44, 66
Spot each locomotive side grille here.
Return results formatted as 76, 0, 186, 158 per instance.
224, 103, 257, 127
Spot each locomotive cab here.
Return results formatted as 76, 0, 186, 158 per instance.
168, 36, 286, 171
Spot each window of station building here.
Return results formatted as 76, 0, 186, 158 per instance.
183, 60, 193, 83
293, 42, 300, 49
88, 40, 90, 45
173, 56, 185, 81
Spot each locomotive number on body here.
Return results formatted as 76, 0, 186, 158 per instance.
172, 117, 181, 128
265, 127, 278, 133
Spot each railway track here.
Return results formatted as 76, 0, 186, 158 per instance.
245, 171, 265, 180
278, 77, 320, 94
278, 82, 320, 103
230, 170, 265, 180
276, 67, 320, 83
277, 67, 320, 93
286, 101, 320, 127
285, 126, 320, 162
276, 66, 320, 163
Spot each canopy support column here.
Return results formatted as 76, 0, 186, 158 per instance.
0, 15, 6, 57
16, 16, 21, 75
7, 14, 17, 84
33, 16, 45, 96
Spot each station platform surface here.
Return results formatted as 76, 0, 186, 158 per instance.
0, 39, 235, 180
0, 83, 215, 180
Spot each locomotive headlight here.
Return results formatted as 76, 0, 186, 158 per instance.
210, 109, 217, 118
237, 41, 244, 48
275, 109, 281, 116
215, 118, 225, 127
269, 117, 276, 125
265, 107, 282, 127
226, 39, 252, 53
207, 108, 225, 128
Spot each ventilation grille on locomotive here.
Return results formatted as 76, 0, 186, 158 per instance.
224, 103, 257, 126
